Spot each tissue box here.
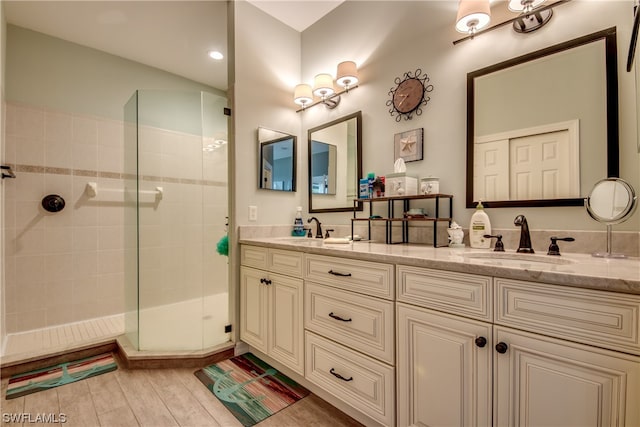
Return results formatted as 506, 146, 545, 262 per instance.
386, 173, 418, 196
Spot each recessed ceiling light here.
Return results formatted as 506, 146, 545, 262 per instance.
208, 50, 224, 60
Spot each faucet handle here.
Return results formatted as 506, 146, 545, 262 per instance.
307, 227, 313, 238
325, 228, 334, 238
484, 234, 505, 252
547, 236, 575, 256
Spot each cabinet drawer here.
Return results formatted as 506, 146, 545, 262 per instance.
305, 331, 395, 427
495, 279, 640, 355
305, 282, 394, 364
397, 265, 492, 322
268, 249, 303, 278
241, 245, 268, 269
304, 254, 394, 300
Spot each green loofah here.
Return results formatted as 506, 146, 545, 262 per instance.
216, 235, 229, 256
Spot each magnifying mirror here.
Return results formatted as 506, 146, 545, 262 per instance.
585, 178, 637, 258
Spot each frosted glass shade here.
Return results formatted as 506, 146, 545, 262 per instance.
508, 0, 545, 12
455, 0, 491, 33
313, 73, 335, 97
336, 61, 359, 88
294, 84, 313, 106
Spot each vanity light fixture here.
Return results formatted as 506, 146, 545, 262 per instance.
336, 61, 359, 90
509, 0, 553, 33
453, 0, 571, 45
294, 84, 313, 108
455, 0, 491, 36
294, 61, 360, 113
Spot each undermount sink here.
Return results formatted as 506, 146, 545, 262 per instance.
462, 251, 576, 267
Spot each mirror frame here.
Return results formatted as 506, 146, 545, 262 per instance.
258, 127, 297, 192
308, 111, 363, 213
466, 27, 619, 208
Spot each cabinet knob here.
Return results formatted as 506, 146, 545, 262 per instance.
475, 336, 487, 348
495, 342, 509, 354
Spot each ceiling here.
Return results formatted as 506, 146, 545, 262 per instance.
3, 1, 343, 92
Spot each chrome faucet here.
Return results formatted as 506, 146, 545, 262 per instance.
514, 215, 534, 253
307, 217, 323, 238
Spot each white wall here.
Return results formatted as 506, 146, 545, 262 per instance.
233, 1, 639, 234
233, 1, 303, 227
294, 0, 638, 232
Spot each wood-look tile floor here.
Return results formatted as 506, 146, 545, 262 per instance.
0, 364, 364, 427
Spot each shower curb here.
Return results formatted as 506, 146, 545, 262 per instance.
1, 337, 236, 378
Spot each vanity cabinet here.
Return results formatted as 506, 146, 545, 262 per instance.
396, 265, 640, 427
239, 246, 304, 375
304, 253, 396, 426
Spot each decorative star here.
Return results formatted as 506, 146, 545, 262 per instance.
400, 134, 417, 153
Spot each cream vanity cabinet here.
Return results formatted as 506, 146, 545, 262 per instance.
397, 266, 640, 427
304, 253, 396, 426
240, 245, 304, 375
396, 266, 493, 427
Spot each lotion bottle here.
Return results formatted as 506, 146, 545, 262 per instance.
469, 200, 491, 248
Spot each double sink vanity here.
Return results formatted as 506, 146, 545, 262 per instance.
239, 236, 640, 427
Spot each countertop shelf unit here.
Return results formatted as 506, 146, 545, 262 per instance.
352, 194, 453, 246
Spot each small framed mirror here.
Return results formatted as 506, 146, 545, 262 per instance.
585, 178, 637, 258
308, 111, 362, 213
258, 127, 296, 192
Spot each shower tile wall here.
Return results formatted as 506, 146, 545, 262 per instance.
3, 101, 228, 335
3, 102, 125, 334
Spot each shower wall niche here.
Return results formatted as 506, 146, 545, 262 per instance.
124, 90, 229, 352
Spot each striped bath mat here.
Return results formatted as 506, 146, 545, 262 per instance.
6, 353, 117, 399
195, 353, 309, 426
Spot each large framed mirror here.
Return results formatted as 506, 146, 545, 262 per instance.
308, 111, 362, 213
466, 27, 619, 208
258, 127, 296, 192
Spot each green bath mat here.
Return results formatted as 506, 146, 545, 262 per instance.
195, 353, 309, 426
6, 353, 117, 399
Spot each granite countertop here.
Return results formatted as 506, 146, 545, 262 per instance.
239, 237, 640, 295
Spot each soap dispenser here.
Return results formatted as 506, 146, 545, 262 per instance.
292, 206, 305, 236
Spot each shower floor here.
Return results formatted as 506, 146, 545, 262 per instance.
1, 314, 125, 364
1, 293, 229, 364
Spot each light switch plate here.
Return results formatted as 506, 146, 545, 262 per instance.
248, 205, 257, 221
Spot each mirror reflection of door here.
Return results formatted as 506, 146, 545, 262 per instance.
474, 122, 579, 201
311, 141, 337, 195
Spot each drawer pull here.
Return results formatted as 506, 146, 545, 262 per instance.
260, 278, 272, 285
495, 342, 509, 354
328, 270, 352, 277
328, 312, 352, 322
329, 368, 353, 382
475, 337, 487, 348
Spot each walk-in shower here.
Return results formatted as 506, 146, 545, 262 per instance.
124, 90, 229, 352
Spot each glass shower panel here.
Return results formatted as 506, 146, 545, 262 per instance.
123, 92, 139, 350
125, 90, 229, 352
201, 91, 229, 348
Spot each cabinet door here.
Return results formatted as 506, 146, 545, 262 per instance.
269, 273, 304, 375
239, 267, 268, 353
494, 326, 640, 427
397, 303, 492, 427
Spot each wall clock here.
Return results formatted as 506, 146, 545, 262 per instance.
386, 69, 434, 122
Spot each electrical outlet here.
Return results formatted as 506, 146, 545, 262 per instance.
249, 205, 258, 221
